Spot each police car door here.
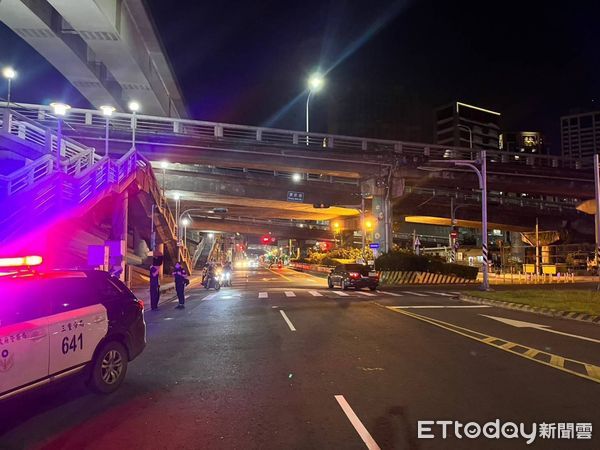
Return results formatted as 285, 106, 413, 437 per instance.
46, 273, 108, 375
0, 279, 50, 397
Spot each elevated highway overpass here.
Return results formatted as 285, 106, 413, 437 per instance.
2, 103, 595, 252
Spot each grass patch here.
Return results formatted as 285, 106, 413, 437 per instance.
464, 290, 600, 316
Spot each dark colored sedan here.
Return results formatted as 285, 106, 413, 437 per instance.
327, 263, 379, 291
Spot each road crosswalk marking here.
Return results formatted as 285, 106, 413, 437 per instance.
401, 291, 428, 297
285, 291, 296, 297
377, 291, 403, 297
331, 290, 350, 297
308, 290, 323, 297
355, 291, 376, 297
426, 291, 457, 297
258, 292, 268, 299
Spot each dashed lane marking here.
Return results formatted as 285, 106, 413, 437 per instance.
258, 292, 268, 299
279, 310, 296, 331
426, 291, 456, 297
331, 291, 350, 297
267, 267, 292, 281
335, 395, 381, 450
377, 290, 403, 297
285, 291, 296, 297
355, 291, 376, 297
401, 291, 428, 297
308, 290, 323, 297
380, 303, 600, 384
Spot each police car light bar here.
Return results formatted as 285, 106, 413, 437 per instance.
0, 255, 43, 268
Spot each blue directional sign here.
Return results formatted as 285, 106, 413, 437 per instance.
369, 243, 380, 249
287, 191, 304, 202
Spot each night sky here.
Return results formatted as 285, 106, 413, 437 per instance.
1, 0, 599, 152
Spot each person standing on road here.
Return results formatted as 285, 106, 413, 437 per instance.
174, 262, 189, 309
149, 263, 160, 310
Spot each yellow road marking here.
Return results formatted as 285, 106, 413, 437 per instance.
379, 303, 600, 384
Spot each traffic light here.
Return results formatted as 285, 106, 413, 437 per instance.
261, 235, 277, 245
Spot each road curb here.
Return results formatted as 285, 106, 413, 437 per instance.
460, 294, 600, 326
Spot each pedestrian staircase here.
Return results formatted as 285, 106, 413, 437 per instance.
0, 107, 192, 273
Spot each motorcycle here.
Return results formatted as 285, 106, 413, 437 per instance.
220, 270, 232, 287
205, 273, 221, 291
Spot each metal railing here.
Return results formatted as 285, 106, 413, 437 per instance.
0, 107, 192, 272
1, 102, 589, 173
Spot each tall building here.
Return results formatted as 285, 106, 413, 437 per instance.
561, 111, 600, 162
435, 101, 501, 150
500, 131, 547, 154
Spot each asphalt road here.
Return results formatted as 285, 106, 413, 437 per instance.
1, 266, 600, 449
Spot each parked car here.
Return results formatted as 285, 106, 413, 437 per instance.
0, 256, 146, 401
327, 263, 379, 291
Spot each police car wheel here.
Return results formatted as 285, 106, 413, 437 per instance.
89, 341, 128, 394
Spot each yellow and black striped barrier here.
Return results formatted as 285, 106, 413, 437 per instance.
378, 271, 477, 285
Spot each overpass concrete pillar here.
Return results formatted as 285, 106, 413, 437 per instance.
108, 191, 128, 281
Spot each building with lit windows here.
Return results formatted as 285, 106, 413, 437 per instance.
434, 101, 501, 150
561, 111, 600, 164
500, 131, 547, 154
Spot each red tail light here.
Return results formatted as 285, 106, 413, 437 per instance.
135, 298, 144, 311
349, 272, 360, 279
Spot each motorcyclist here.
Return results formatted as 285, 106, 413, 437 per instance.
205, 263, 216, 289
223, 261, 232, 286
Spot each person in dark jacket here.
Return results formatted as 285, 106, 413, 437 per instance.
174, 262, 189, 309
149, 264, 160, 310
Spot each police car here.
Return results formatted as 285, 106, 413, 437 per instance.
0, 256, 146, 401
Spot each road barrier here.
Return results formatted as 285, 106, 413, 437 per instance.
379, 271, 477, 285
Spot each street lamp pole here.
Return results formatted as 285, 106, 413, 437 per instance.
128, 101, 140, 150
423, 150, 489, 290
2, 67, 16, 106
100, 105, 115, 157
305, 73, 324, 144
457, 124, 473, 148
50, 102, 71, 170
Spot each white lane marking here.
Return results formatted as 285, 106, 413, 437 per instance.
204, 293, 218, 300
258, 292, 268, 299
331, 291, 350, 297
308, 290, 323, 297
377, 290, 403, 297
355, 291, 376, 297
481, 314, 600, 344
426, 291, 456, 297
185, 295, 190, 299
279, 310, 296, 331
335, 395, 381, 450
390, 305, 491, 309
285, 291, 296, 297
401, 291, 428, 297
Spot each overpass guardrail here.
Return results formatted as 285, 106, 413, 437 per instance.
1, 102, 590, 173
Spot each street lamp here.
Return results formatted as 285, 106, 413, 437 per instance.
128, 101, 140, 150
306, 72, 324, 140
181, 217, 190, 248
50, 102, 71, 169
420, 150, 489, 290
292, 173, 302, 182
99, 105, 115, 157
160, 161, 168, 205
2, 66, 16, 106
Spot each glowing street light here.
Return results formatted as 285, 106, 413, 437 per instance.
2, 66, 16, 105
100, 105, 115, 157
306, 72, 325, 138
181, 217, 190, 248
128, 101, 140, 150
50, 102, 71, 169
292, 173, 302, 182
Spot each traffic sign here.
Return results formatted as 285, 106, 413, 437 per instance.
287, 191, 304, 202
450, 231, 458, 239
369, 243, 380, 249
